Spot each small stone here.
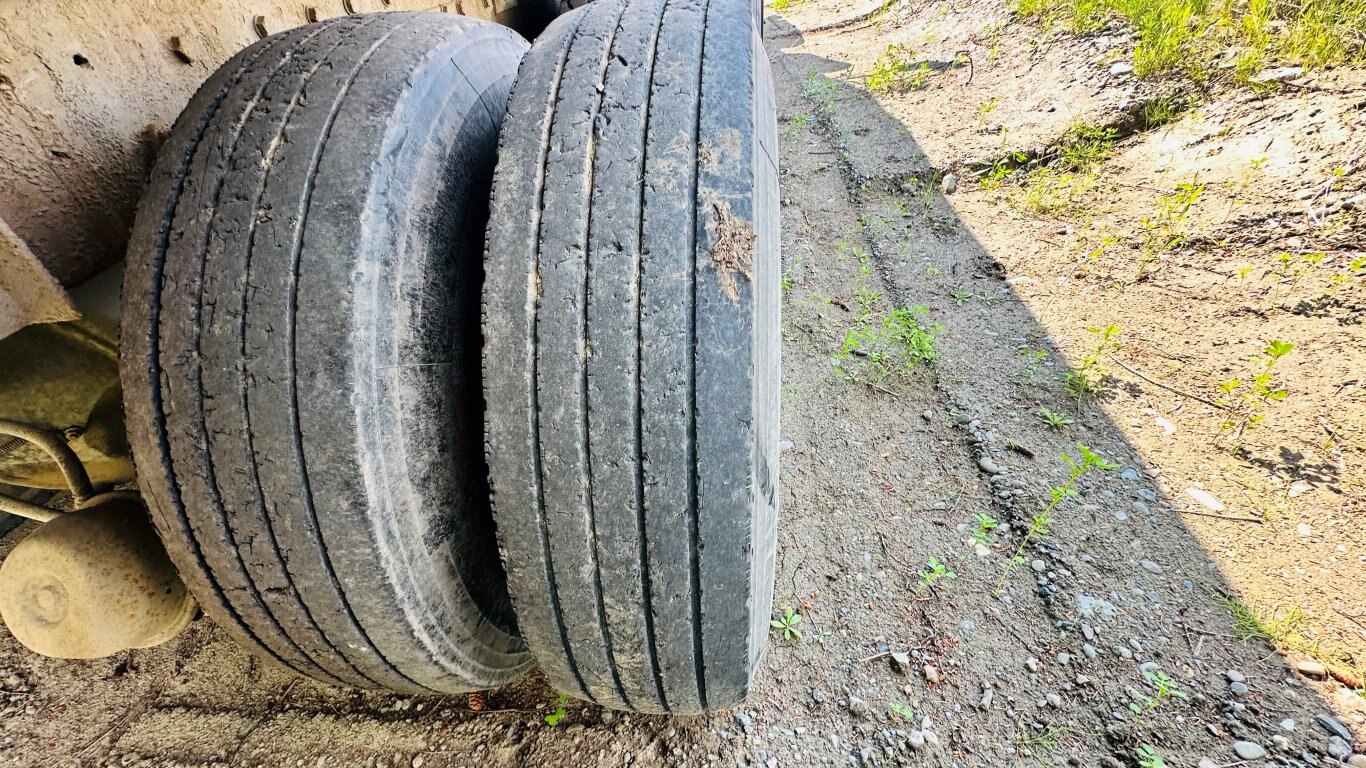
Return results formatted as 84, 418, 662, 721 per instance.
1230, 681, 1248, 696
907, 731, 926, 749
847, 696, 869, 718
1198, 760, 1219, 768
978, 457, 1002, 475
1120, 468, 1140, 481
1131, 501, 1149, 515
923, 730, 939, 746
941, 174, 958, 195
889, 652, 911, 674
1031, 559, 1046, 572
1114, 508, 1128, 521
1298, 660, 1328, 678
735, 712, 754, 730
1297, 522, 1312, 537
1233, 741, 1267, 761
1279, 718, 1295, 731
1271, 734, 1290, 751
1315, 713, 1352, 742
1347, 755, 1366, 768
1110, 62, 1134, 76
1140, 560, 1162, 574
1327, 736, 1351, 760
979, 686, 994, 709
1056, 652, 1071, 666
923, 664, 940, 683
1136, 488, 1157, 502
812, 689, 826, 703
1083, 643, 1097, 659
1025, 657, 1039, 672
1075, 674, 1090, 685
1139, 661, 1159, 676
1046, 693, 1062, 707
1251, 65, 1303, 84
1225, 670, 1246, 683
1185, 487, 1225, 512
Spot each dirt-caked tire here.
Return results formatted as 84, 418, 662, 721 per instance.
482, 0, 780, 713
120, 13, 533, 693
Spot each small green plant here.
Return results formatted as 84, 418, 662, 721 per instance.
1012, 168, 1095, 214
994, 444, 1117, 593
951, 286, 972, 305
916, 556, 958, 592
970, 512, 1000, 545
1059, 122, 1117, 172
801, 69, 839, 114
1137, 744, 1166, 768
974, 96, 1001, 127
544, 695, 569, 726
834, 306, 939, 387
1062, 324, 1121, 399
786, 114, 810, 133
866, 45, 929, 92
888, 701, 916, 719
1019, 346, 1049, 383
770, 606, 804, 642
1216, 339, 1293, 445
1136, 180, 1204, 281
1140, 95, 1184, 129
1278, 251, 1328, 287
1039, 407, 1074, 430
771, 0, 792, 10
1130, 670, 1188, 722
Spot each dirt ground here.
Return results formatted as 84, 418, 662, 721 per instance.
2, 2, 1364, 766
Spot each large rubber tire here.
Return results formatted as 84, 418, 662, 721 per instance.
482, 0, 780, 713
119, 13, 532, 694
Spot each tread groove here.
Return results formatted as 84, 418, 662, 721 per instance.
529, 8, 597, 702
185, 19, 378, 686
687, 0, 715, 711
145, 32, 342, 684
633, 0, 671, 712
231, 18, 386, 687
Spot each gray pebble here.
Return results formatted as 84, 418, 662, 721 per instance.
1230, 681, 1248, 696
1056, 652, 1071, 666
1279, 718, 1294, 731
1233, 741, 1267, 760
1315, 713, 1352, 742
940, 174, 957, 195
1120, 468, 1140, 481
1082, 643, 1097, 659
978, 457, 1002, 475
1136, 488, 1157, 502
1328, 736, 1351, 760
1031, 559, 1046, 572
1132, 501, 1149, 515
1225, 670, 1246, 683
1140, 559, 1162, 574
847, 696, 869, 718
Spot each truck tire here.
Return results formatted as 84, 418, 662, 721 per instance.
482, 0, 780, 713
120, 13, 532, 693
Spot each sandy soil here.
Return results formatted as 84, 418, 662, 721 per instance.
2, 2, 1364, 766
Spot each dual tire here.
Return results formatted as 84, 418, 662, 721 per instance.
119, 1, 776, 711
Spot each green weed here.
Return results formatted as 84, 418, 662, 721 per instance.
951, 286, 972, 305
1013, 168, 1096, 214
835, 304, 939, 388
544, 695, 569, 726
1016, 0, 1366, 82
916, 556, 958, 592
994, 444, 1118, 593
802, 70, 839, 114
1040, 407, 1074, 430
1062, 324, 1121, 399
1137, 745, 1166, 768
975, 96, 1001, 127
971, 512, 1000, 545
1130, 670, 1188, 722
770, 606, 804, 642
787, 114, 811, 133
1216, 339, 1293, 446
866, 45, 931, 92
888, 701, 916, 719
771, 0, 792, 10
1137, 180, 1204, 281
1060, 122, 1118, 172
